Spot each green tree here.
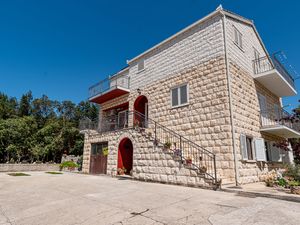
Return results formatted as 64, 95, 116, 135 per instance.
18, 91, 33, 117
0, 116, 37, 163
0, 93, 18, 119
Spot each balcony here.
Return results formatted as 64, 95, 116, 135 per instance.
89, 75, 130, 104
260, 108, 300, 138
253, 52, 297, 97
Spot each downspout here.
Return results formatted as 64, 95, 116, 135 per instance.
221, 12, 239, 186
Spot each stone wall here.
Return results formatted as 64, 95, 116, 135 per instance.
128, 15, 225, 91
0, 164, 60, 172
127, 56, 235, 184
83, 129, 211, 187
230, 61, 285, 184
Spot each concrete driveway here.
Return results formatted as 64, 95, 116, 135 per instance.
0, 172, 300, 225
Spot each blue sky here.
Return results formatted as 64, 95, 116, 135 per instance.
0, 0, 299, 110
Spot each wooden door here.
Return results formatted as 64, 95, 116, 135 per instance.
90, 142, 108, 174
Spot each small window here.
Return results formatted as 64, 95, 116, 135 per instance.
233, 27, 243, 49
171, 84, 188, 107
137, 59, 145, 72
246, 136, 254, 160
240, 134, 255, 160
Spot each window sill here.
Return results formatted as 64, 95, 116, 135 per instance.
170, 103, 189, 110
234, 42, 245, 53
241, 160, 257, 163
136, 68, 145, 74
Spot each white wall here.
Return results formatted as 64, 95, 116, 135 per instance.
225, 17, 270, 75
128, 15, 225, 91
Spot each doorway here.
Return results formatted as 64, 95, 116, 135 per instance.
117, 138, 133, 175
90, 142, 108, 174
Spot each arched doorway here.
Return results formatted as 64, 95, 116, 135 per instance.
117, 138, 133, 175
134, 95, 148, 127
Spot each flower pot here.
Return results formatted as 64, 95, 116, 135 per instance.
290, 186, 300, 195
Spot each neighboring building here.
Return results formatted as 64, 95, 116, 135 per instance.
80, 6, 299, 188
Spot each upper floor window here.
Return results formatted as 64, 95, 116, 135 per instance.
171, 84, 188, 108
137, 59, 145, 72
233, 27, 243, 49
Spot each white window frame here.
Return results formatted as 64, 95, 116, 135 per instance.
137, 59, 145, 73
233, 26, 243, 49
170, 83, 189, 108
240, 134, 256, 161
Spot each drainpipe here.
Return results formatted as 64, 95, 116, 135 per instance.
221, 12, 239, 186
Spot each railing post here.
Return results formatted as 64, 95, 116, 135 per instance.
213, 154, 217, 185
180, 136, 183, 162
154, 121, 157, 144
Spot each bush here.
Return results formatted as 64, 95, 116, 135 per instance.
59, 161, 78, 171
283, 164, 300, 181
276, 178, 288, 187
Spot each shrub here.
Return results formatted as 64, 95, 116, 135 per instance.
283, 164, 300, 181
59, 161, 78, 171
276, 178, 288, 187
8, 172, 30, 176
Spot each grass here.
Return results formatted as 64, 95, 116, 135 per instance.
8, 172, 31, 176
45, 171, 63, 175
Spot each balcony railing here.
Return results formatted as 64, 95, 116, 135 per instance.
88, 76, 130, 99
79, 112, 129, 133
253, 53, 295, 89
260, 108, 295, 129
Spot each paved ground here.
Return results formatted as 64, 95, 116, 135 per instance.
1, 172, 300, 225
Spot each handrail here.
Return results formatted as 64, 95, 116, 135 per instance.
79, 110, 218, 185
133, 110, 217, 184
252, 54, 295, 89
88, 76, 130, 99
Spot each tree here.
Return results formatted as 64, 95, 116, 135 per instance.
0, 93, 17, 119
18, 91, 33, 117
32, 95, 55, 127
0, 116, 37, 163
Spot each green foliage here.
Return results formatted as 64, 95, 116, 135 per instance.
288, 180, 300, 187
0, 91, 98, 163
8, 172, 31, 176
59, 161, 78, 170
283, 164, 300, 181
276, 178, 288, 187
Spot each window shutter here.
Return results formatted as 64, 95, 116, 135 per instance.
180, 85, 188, 104
270, 142, 282, 162
254, 138, 266, 161
240, 134, 248, 160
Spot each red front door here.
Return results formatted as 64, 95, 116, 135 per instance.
118, 138, 133, 175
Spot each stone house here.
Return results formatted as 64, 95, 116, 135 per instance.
80, 6, 299, 188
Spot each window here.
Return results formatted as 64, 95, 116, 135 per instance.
171, 84, 188, 107
240, 134, 255, 160
241, 135, 268, 161
246, 136, 254, 160
91, 142, 108, 156
137, 59, 145, 72
233, 27, 243, 49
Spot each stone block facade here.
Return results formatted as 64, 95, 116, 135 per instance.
83, 7, 296, 188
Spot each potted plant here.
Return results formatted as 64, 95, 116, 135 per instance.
174, 149, 182, 160
163, 141, 171, 150
288, 180, 300, 195
133, 119, 140, 129
199, 165, 207, 173
117, 167, 127, 175
185, 156, 192, 165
